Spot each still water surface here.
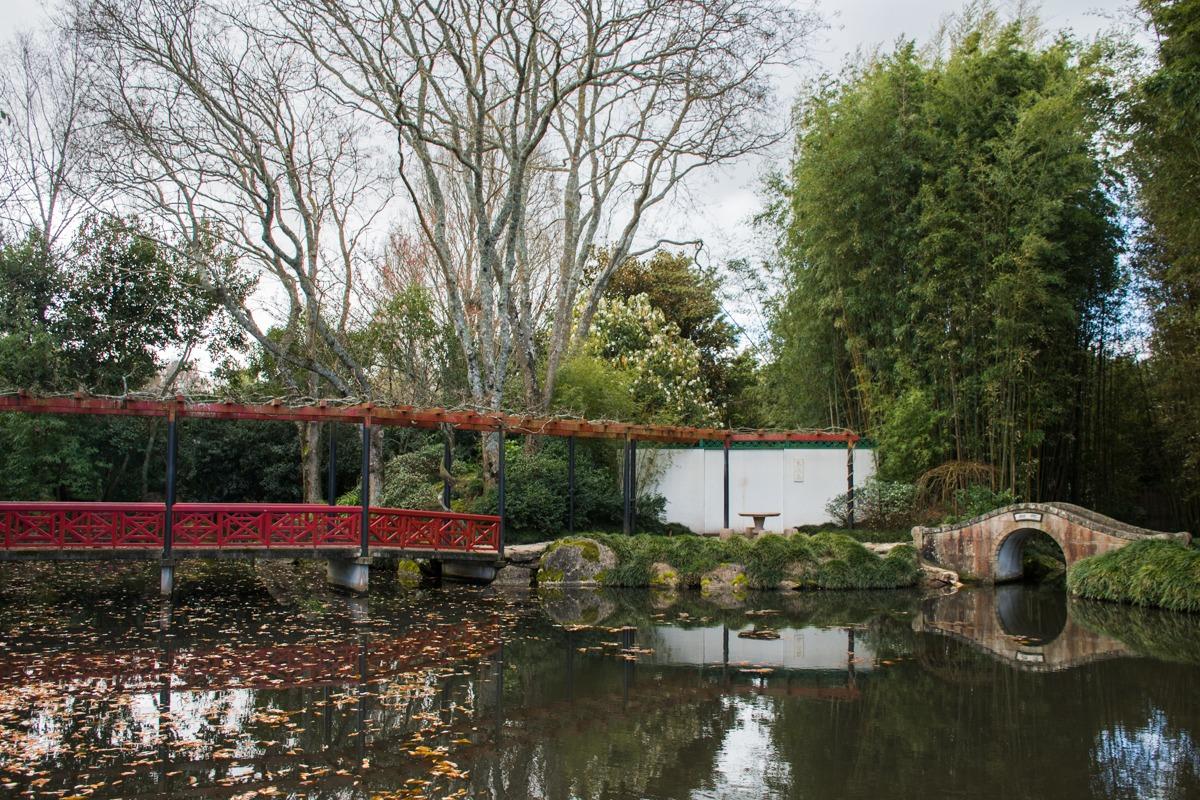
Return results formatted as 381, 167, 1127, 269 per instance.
0, 567, 1197, 799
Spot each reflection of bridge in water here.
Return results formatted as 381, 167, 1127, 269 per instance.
913, 585, 1133, 672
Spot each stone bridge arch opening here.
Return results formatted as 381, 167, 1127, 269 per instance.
995, 528, 1065, 584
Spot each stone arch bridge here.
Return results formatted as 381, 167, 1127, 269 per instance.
914, 503, 1190, 583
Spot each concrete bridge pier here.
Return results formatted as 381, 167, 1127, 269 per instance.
160, 560, 175, 597
327, 557, 371, 593
440, 560, 499, 583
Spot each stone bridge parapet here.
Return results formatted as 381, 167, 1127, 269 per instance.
914, 503, 1190, 583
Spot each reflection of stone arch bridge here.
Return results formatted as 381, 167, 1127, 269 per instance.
913, 587, 1132, 673
914, 503, 1189, 583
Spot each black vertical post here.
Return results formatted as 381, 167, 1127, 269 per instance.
496, 429, 506, 558
442, 428, 453, 510
327, 422, 337, 505
847, 627, 857, 686
629, 438, 637, 533
567, 436, 576, 535
847, 442, 856, 529
360, 420, 371, 557
722, 439, 730, 530
163, 410, 177, 557
622, 438, 632, 535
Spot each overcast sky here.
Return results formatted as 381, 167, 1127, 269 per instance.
2, 0, 1140, 345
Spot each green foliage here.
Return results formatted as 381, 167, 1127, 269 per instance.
591, 532, 919, 590
587, 293, 720, 425
0, 218, 218, 394
826, 478, 917, 529
947, 484, 1018, 522
176, 419, 304, 502
1068, 540, 1200, 613
764, 13, 1127, 505
551, 354, 636, 421
1128, 0, 1200, 526
472, 439, 663, 538
374, 443, 455, 511
606, 251, 759, 426
875, 389, 945, 481
1022, 533, 1067, 581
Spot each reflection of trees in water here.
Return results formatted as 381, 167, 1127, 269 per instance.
1092, 709, 1200, 800
764, 625, 1200, 800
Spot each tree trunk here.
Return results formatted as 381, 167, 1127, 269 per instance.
298, 421, 322, 503
368, 424, 384, 505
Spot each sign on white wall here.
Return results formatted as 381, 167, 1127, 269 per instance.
792, 457, 805, 483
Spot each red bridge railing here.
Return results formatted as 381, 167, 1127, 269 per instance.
0, 502, 500, 554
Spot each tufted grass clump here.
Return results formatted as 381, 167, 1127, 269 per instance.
590, 532, 918, 590
1067, 540, 1200, 613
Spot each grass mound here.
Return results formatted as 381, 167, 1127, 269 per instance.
1067, 540, 1200, 613
590, 532, 919, 590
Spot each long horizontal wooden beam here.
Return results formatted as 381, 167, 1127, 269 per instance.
0, 391, 859, 445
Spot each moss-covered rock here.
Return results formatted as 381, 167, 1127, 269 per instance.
700, 563, 748, 602
538, 537, 616, 585
649, 562, 679, 590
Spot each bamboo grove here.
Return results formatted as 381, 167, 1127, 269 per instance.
761, 3, 1200, 529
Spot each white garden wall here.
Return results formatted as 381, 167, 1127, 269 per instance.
642, 445, 876, 534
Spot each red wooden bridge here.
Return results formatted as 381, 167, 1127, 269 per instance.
0, 502, 499, 559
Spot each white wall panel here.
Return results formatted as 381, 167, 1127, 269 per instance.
646, 446, 877, 534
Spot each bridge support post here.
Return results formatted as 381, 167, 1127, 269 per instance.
630, 438, 637, 532
723, 439, 730, 530
327, 422, 337, 505
160, 560, 175, 597
622, 437, 632, 535
327, 557, 371, 594
163, 409, 177, 563
441, 560, 499, 583
442, 427, 453, 510
497, 427, 506, 558
360, 419, 371, 559
846, 442, 856, 529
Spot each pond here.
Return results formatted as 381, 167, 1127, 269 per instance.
0, 564, 1198, 799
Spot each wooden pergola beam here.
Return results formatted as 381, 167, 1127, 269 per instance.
0, 391, 859, 445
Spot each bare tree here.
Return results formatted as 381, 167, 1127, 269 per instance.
0, 25, 106, 244
75, 0, 392, 501
274, 0, 819, 414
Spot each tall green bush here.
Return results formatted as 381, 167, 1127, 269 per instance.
825, 478, 917, 529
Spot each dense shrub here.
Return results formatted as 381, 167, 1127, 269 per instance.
372, 443, 446, 511
1067, 540, 1200, 613
825, 478, 917, 529
947, 484, 1018, 523
472, 439, 665, 538
592, 531, 919, 590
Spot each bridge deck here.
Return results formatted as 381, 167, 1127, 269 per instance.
0, 502, 500, 560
